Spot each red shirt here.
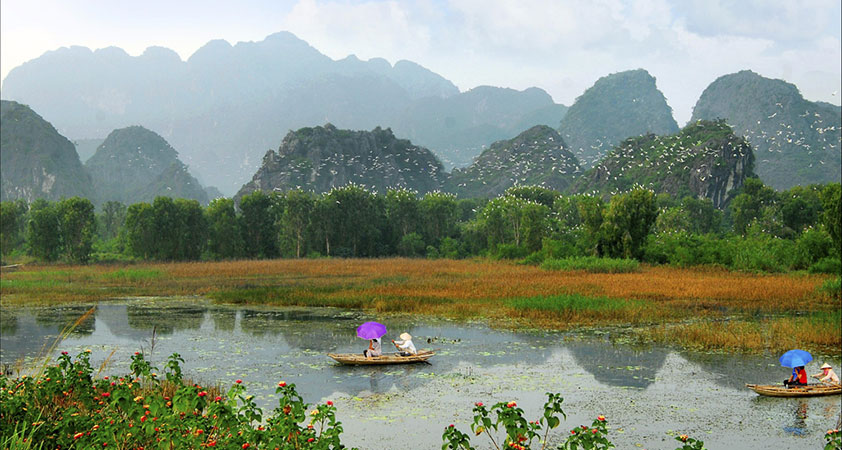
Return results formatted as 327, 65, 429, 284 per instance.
796, 367, 807, 384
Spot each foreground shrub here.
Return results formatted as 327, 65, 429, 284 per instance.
0, 351, 352, 450
441, 392, 704, 450
817, 276, 841, 300
540, 256, 639, 273
809, 257, 842, 275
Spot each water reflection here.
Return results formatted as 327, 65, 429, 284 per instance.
568, 340, 667, 388
0, 305, 96, 361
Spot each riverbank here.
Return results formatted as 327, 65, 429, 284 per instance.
1, 258, 838, 354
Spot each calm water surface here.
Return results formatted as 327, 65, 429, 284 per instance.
1, 298, 839, 450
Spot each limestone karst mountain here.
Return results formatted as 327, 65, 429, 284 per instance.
0, 100, 94, 202
690, 70, 841, 190
2, 32, 565, 195
445, 125, 581, 199
236, 124, 446, 198
558, 69, 680, 169
570, 120, 754, 209
85, 126, 208, 205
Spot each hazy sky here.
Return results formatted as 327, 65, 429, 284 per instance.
2, 0, 840, 124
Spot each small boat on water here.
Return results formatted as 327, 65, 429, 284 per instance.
328, 350, 435, 365
745, 383, 841, 397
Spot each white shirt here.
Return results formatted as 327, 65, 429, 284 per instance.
395, 339, 416, 355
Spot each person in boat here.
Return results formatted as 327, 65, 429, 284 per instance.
812, 363, 840, 385
363, 337, 382, 358
392, 332, 417, 356
784, 365, 808, 387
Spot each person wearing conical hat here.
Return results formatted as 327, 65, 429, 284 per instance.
812, 363, 840, 385
392, 332, 417, 356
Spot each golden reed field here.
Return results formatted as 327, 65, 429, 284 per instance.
1, 258, 839, 353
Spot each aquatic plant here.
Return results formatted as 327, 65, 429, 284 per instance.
0, 351, 353, 449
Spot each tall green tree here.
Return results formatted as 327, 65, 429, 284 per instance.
206, 198, 243, 259
779, 185, 823, 234
239, 191, 280, 259
576, 195, 605, 256
730, 178, 778, 235
600, 188, 658, 259
151, 197, 180, 260
1, 200, 27, 261
385, 188, 420, 241
281, 190, 315, 258
99, 201, 127, 241
322, 184, 383, 257
58, 197, 97, 263
27, 199, 61, 262
419, 191, 457, 247
125, 202, 155, 259
174, 198, 207, 260
820, 183, 841, 254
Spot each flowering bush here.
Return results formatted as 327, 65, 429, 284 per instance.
825, 428, 841, 450
442, 393, 706, 450
0, 351, 353, 449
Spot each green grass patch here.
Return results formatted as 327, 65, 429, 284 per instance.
540, 256, 640, 273
506, 293, 644, 314
817, 276, 841, 300
102, 268, 162, 282
207, 285, 363, 307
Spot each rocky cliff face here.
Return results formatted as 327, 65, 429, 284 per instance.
558, 69, 679, 168
85, 126, 208, 204
236, 124, 446, 198
445, 125, 581, 198
690, 70, 841, 190
0, 100, 94, 202
571, 120, 754, 209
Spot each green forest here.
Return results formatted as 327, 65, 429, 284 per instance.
1, 180, 840, 274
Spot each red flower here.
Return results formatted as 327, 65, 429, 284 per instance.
198, 391, 207, 397
61, 351, 68, 355
448, 424, 455, 428
140, 416, 146, 423
592, 429, 597, 434
475, 402, 483, 407
507, 401, 517, 408
570, 429, 576, 435
679, 434, 689, 442
207, 442, 216, 447
242, 444, 250, 449
307, 438, 315, 443
235, 379, 242, 384
102, 392, 110, 398
278, 381, 287, 387
597, 415, 605, 422
74, 432, 84, 440
326, 400, 333, 406
215, 396, 222, 401
134, 352, 140, 355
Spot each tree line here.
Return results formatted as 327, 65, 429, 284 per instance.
1, 181, 840, 273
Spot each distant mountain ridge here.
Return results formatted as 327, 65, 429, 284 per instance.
690, 70, 841, 190
2, 32, 566, 194
445, 125, 580, 198
558, 69, 679, 168
1, 100, 94, 202
570, 120, 754, 208
85, 126, 208, 205
236, 124, 446, 199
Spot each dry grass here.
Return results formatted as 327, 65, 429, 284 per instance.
2, 258, 838, 352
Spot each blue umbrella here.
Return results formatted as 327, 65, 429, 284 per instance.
356, 321, 387, 340
779, 349, 812, 368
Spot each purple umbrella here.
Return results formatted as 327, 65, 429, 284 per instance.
356, 321, 387, 340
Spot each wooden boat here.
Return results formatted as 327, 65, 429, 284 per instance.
745, 383, 841, 397
328, 350, 435, 365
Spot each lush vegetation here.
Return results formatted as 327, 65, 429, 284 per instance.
2, 181, 839, 276
0, 351, 348, 449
